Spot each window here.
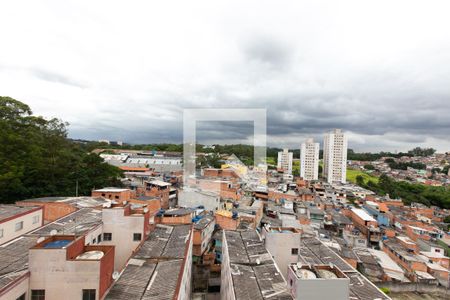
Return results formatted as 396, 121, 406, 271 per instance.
15, 221, 23, 232
133, 233, 142, 241
33, 215, 40, 224
101, 193, 106, 197
31, 290, 45, 300
115, 195, 119, 199
0, 228, 3, 238
82, 289, 96, 300
92, 238, 96, 244
291, 248, 299, 255
16, 293, 26, 300
97, 234, 102, 243
103, 233, 112, 241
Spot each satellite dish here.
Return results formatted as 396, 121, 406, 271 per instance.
50, 230, 58, 236
122, 201, 128, 205
256, 258, 261, 265
37, 237, 46, 243
143, 208, 149, 213
112, 271, 120, 280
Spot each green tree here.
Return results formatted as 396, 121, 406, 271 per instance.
0, 96, 123, 203
356, 175, 366, 187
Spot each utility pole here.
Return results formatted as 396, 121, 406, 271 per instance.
75, 179, 79, 197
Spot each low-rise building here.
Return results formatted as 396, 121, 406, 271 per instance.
16, 196, 109, 222
105, 224, 193, 300
101, 202, 151, 271
29, 235, 115, 300
193, 215, 216, 257
262, 226, 302, 278
0, 205, 43, 245
145, 180, 172, 209
287, 264, 350, 300
91, 188, 134, 201
221, 230, 292, 299
178, 188, 222, 211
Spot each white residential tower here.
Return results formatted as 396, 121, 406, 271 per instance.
300, 138, 320, 180
323, 129, 348, 184
277, 148, 293, 175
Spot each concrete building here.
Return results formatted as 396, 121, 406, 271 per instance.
29, 235, 115, 300
0, 235, 39, 299
297, 236, 391, 300
145, 180, 172, 209
262, 226, 302, 278
105, 224, 193, 300
91, 188, 134, 201
0, 205, 43, 245
220, 230, 292, 299
29, 208, 104, 246
287, 264, 350, 300
101, 202, 151, 272
277, 148, 293, 175
16, 196, 110, 222
300, 138, 320, 180
178, 188, 222, 211
323, 129, 348, 184
193, 215, 216, 257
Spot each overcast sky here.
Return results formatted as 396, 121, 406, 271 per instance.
1, 0, 450, 152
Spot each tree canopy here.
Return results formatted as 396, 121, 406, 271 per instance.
0, 97, 123, 203
356, 174, 450, 209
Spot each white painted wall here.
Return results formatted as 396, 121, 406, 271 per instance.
178, 189, 221, 211
176, 231, 193, 300
0, 209, 42, 245
29, 248, 101, 300
0, 274, 29, 300
263, 229, 301, 279
101, 207, 145, 272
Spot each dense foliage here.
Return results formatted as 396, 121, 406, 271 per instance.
384, 158, 426, 170
0, 97, 123, 203
356, 174, 450, 209
347, 147, 437, 161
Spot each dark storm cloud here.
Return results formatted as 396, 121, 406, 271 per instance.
2, 1, 450, 152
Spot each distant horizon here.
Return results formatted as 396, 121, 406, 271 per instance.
2, 1, 450, 153
75, 137, 446, 154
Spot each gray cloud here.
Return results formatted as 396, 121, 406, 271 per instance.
30, 68, 88, 88
1, 0, 450, 152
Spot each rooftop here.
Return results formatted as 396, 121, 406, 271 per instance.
93, 188, 130, 192
18, 196, 110, 208
106, 224, 192, 300
134, 224, 191, 259
193, 215, 214, 230
163, 208, 194, 217
0, 205, 40, 222
106, 259, 182, 300
352, 208, 376, 222
30, 208, 102, 236
0, 236, 38, 291
298, 236, 390, 300
224, 230, 291, 299
147, 180, 171, 187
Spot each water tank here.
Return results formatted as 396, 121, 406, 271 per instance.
76, 250, 104, 260
296, 269, 317, 279
317, 269, 338, 279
